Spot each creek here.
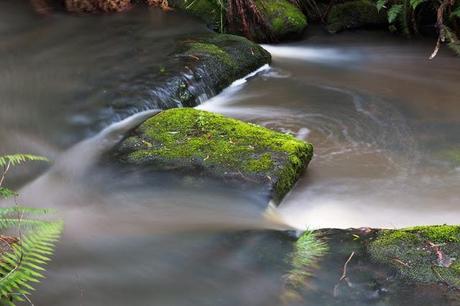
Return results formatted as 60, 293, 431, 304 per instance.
1, 2, 459, 305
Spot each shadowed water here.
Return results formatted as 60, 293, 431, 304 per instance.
0, 2, 459, 305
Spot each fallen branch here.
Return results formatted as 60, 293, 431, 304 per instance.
333, 251, 355, 297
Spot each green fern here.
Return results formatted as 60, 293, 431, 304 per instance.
388, 4, 404, 23
0, 154, 62, 304
0, 154, 48, 168
409, 0, 424, 10
0, 213, 63, 304
376, 0, 387, 11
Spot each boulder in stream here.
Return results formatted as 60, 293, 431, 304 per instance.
114, 108, 313, 202
326, 0, 387, 33
86, 33, 270, 131
287, 227, 460, 305
368, 225, 460, 287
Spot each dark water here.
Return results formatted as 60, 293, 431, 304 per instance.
0, 1, 459, 305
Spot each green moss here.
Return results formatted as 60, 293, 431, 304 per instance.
168, 34, 270, 106
257, 0, 307, 40
168, 0, 223, 31
327, 0, 387, 33
245, 153, 274, 172
371, 230, 419, 247
407, 225, 460, 243
452, 261, 460, 275
170, 0, 306, 42
368, 225, 460, 285
185, 42, 235, 68
118, 108, 313, 200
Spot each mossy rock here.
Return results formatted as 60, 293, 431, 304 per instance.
368, 225, 460, 286
168, 0, 224, 32
255, 0, 307, 41
169, 0, 307, 42
326, 0, 387, 33
103, 33, 270, 118
168, 33, 271, 106
115, 108, 313, 201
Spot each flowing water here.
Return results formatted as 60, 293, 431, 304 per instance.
0, 1, 459, 305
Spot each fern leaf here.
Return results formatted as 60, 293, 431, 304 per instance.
0, 154, 48, 168
0, 208, 63, 304
409, 0, 424, 10
451, 6, 460, 19
388, 4, 404, 23
376, 0, 387, 11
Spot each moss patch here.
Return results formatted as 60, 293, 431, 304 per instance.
168, 0, 223, 31
116, 108, 313, 201
256, 0, 307, 41
169, 0, 306, 42
327, 0, 387, 33
368, 225, 460, 286
158, 33, 270, 107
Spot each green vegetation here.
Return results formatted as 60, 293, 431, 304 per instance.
256, 0, 307, 40
169, 0, 225, 31
327, 0, 387, 33
280, 231, 327, 302
368, 225, 460, 286
170, 0, 306, 41
373, 0, 460, 56
0, 154, 63, 305
116, 108, 313, 200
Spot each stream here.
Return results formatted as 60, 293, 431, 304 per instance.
1, 2, 459, 305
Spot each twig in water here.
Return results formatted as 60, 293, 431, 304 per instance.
333, 251, 355, 297
340, 251, 355, 281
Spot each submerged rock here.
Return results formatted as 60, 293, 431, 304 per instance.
326, 0, 387, 33
114, 108, 313, 201
297, 228, 460, 305
368, 225, 460, 286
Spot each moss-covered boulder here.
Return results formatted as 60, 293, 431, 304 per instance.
254, 0, 307, 41
161, 33, 270, 107
169, 0, 307, 42
115, 108, 313, 201
85, 33, 270, 129
168, 0, 224, 32
326, 0, 387, 33
368, 225, 460, 286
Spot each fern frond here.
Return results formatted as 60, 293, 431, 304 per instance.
0, 154, 48, 168
0, 220, 63, 303
409, 0, 424, 10
451, 5, 460, 18
376, 0, 387, 11
0, 207, 54, 218
388, 4, 404, 23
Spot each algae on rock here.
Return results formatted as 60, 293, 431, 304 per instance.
115, 108, 313, 201
368, 225, 460, 287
